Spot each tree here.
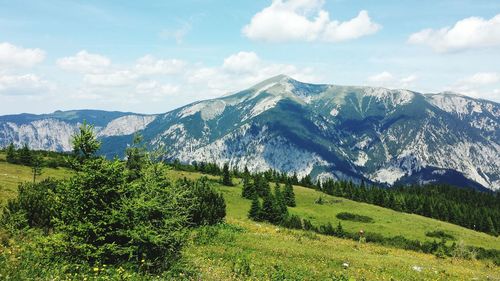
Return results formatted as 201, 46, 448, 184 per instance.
185, 177, 226, 226
125, 133, 147, 181
71, 121, 100, 164
31, 154, 43, 183
283, 181, 296, 207
18, 144, 32, 166
6, 143, 16, 164
241, 173, 255, 199
248, 195, 262, 221
221, 162, 233, 186
274, 182, 288, 220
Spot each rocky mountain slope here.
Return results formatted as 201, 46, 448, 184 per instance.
1, 75, 498, 191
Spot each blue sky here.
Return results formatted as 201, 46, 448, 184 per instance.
0, 0, 499, 114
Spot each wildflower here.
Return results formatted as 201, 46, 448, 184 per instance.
93, 267, 99, 272
141, 259, 145, 263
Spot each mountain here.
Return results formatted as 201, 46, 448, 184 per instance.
0, 75, 499, 191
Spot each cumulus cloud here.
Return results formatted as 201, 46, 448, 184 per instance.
462, 72, 499, 85
446, 72, 500, 102
242, 0, 380, 43
0, 42, 45, 68
367, 71, 418, 89
135, 55, 186, 75
57, 50, 111, 73
0, 74, 51, 95
222, 51, 261, 73
408, 14, 500, 52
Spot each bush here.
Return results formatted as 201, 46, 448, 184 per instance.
336, 212, 374, 223
182, 177, 226, 226
1, 179, 59, 232
54, 158, 191, 271
425, 230, 455, 240
283, 215, 302, 229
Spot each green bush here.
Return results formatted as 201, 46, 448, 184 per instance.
425, 230, 455, 240
336, 212, 374, 223
182, 177, 226, 226
1, 179, 59, 232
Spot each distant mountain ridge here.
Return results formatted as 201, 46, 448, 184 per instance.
1, 75, 499, 191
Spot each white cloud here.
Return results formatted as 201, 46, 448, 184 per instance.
84, 70, 137, 87
408, 14, 500, 52
242, 0, 380, 43
0, 42, 45, 68
462, 72, 499, 84
222, 51, 261, 73
368, 71, 393, 83
57, 50, 111, 73
446, 72, 500, 102
0, 74, 51, 95
367, 71, 419, 89
135, 55, 186, 75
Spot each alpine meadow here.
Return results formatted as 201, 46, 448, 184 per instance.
0, 1, 499, 280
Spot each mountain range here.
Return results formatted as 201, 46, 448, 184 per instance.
1, 75, 499, 191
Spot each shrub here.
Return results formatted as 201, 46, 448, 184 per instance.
54, 158, 191, 271
1, 179, 59, 232
283, 215, 302, 229
182, 177, 226, 226
425, 230, 455, 240
336, 212, 374, 223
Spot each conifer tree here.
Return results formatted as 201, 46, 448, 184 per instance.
260, 194, 273, 222
242, 174, 255, 199
6, 143, 16, 164
221, 162, 233, 186
248, 195, 261, 221
18, 143, 32, 166
283, 180, 296, 207
274, 182, 288, 219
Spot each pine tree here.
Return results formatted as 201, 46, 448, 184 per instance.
6, 143, 16, 164
260, 194, 274, 222
125, 133, 146, 181
283, 181, 296, 207
221, 163, 233, 186
72, 122, 101, 165
274, 182, 288, 220
18, 144, 32, 166
242, 174, 255, 199
248, 195, 262, 221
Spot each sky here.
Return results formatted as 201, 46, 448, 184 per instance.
0, 0, 499, 115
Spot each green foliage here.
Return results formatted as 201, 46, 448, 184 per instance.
71, 122, 101, 164
283, 180, 296, 207
221, 163, 233, 186
283, 215, 302, 229
18, 144, 32, 166
425, 230, 455, 240
125, 133, 147, 181
241, 173, 255, 199
31, 153, 43, 183
336, 212, 374, 223
1, 179, 59, 232
183, 177, 226, 226
248, 195, 262, 221
5, 143, 16, 164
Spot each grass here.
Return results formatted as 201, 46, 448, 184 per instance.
0, 158, 69, 206
0, 157, 498, 280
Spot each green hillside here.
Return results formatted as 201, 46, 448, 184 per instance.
0, 156, 498, 280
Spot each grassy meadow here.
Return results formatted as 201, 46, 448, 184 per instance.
0, 154, 498, 280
